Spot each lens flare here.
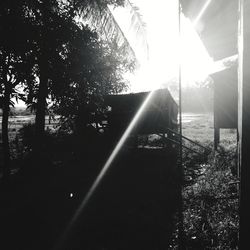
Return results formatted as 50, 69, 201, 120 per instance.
53, 90, 156, 250
193, 0, 212, 27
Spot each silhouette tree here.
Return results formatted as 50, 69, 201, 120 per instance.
52, 37, 134, 133
0, 0, 35, 181
1, 0, 143, 158
13, 0, 131, 149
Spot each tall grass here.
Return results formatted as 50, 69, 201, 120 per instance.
171, 114, 239, 249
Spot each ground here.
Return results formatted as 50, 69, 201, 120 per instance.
0, 112, 239, 249
0, 114, 179, 250
181, 113, 239, 249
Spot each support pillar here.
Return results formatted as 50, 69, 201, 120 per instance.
238, 0, 250, 248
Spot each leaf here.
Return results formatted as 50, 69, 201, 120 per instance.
9, 99, 15, 107
82, 0, 148, 64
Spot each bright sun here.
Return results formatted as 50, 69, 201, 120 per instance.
111, 0, 214, 93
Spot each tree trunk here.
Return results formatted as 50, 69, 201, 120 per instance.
35, 13, 49, 152
35, 75, 47, 137
2, 82, 11, 181
35, 69, 48, 151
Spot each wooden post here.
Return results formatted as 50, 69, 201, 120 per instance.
214, 127, 220, 150
178, 1, 185, 249
214, 86, 219, 150
238, 0, 250, 248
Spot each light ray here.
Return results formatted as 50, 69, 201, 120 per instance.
54, 89, 156, 250
193, 0, 212, 27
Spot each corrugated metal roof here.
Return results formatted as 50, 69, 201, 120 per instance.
181, 0, 238, 60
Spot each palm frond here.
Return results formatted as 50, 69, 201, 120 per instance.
125, 0, 149, 58
78, 0, 149, 65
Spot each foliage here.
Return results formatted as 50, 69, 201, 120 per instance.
18, 123, 36, 153
181, 145, 239, 249
0, 0, 36, 101
169, 113, 239, 249
52, 37, 134, 132
0, 0, 37, 178
1, 0, 132, 131
82, 0, 148, 66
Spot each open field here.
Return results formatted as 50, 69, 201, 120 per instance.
0, 115, 60, 142
182, 112, 237, 147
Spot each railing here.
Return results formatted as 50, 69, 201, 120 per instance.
161, 128, 211, 156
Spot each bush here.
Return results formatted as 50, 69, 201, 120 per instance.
18, 123, 56, 155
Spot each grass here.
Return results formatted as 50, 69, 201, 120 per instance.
182, 150, 239, 249
182, 113, 237, 145
172, 113, 240, 249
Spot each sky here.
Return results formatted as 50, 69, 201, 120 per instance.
111, 0, 214, 93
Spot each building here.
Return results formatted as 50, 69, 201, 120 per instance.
104, 88, 178, 137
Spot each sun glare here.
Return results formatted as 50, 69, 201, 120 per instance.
180, 15, 214, 84
112, 0, 214, 92
193, 0, 212, 27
